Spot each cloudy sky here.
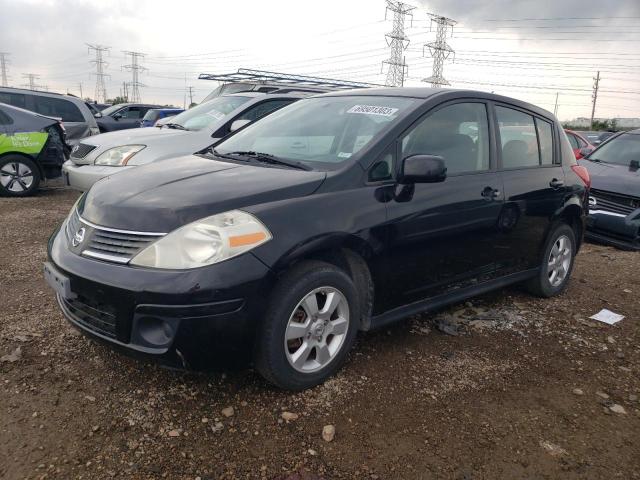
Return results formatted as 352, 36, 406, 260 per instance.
1, 0, 639, 120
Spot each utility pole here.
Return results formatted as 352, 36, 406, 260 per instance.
590, 71, 600, 128
554, 92, 559, 117
187, 86, 194, 106
87, 44, 110, 103
0, 52, 10, 87
122, 51, 146, 102
382, 1, 415, 87
21, 73, 47, 91
422, 13, 456, 88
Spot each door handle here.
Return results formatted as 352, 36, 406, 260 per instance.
481, 186, 501, 200
549, 178, 564, 189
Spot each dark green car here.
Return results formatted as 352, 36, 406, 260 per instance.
0, 102, 68, 197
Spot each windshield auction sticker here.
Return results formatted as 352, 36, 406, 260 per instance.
347, 105, 399, 117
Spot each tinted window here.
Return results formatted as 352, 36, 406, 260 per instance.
33, 96, 84, 122
402, 102, 490, 174
566, 132, 580, 149
172, 96, 251, 131
120, 107, 142, 119
536, 119, 554, 165
496, 106, 540, 168
0, 92, 27, 109
236, 99, 294, 122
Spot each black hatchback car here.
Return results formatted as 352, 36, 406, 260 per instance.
45, 88, 589, 390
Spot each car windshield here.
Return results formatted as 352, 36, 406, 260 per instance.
214, 95, 415, 169
169, 96, 251, 131
101, 104, 125, 116
587, 133, 640, 166
143, 110, 159, 122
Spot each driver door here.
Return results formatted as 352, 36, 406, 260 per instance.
382, 101, 504, 308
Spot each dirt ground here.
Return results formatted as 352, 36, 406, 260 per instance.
1, 187, 639, 480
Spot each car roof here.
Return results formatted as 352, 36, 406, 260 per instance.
0, 86, 86, 104
318, 87, 556, 118
0, 101, 59, 120
112, 102, 164, 108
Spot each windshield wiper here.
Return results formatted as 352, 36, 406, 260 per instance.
220, 151, 311, 171
163, 123, 186, 130
586, 157, 606, 163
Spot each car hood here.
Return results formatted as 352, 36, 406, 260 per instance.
82, 126, 194, 147
579, 159, 640, 196
80, 154, 327, 232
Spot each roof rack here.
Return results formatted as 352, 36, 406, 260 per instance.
198, 68, 383, 90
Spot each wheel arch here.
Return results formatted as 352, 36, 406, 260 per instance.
269, 233, 377, 330
554, 196, 586, 250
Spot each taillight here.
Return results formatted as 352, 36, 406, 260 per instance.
571, 165, 591, 189
58, 121, 65, 132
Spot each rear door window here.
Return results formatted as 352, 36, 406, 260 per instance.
33, 96, 84, 122
496, 106, 540, 169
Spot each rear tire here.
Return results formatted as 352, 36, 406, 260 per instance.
255, 261, 360, 391
526, 223, 576, 297
0, 156, 41, 197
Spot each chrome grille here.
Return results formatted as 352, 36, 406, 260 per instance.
65, 209, 165, 264
591, 189, 639, 217
70, 143, 97, 160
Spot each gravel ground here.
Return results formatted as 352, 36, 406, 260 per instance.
1, 187, 639, 480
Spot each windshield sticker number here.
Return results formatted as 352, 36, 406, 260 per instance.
337, 152, 352, 158
347, 105, 399, 117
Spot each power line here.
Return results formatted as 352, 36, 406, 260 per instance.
0, 52, 9, 87
122, 50, 146, 102
422, 13, 456, 87
382, 1, 415, 87
87, 44, 110, 103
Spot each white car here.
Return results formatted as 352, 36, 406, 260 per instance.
62, 92, 303, 191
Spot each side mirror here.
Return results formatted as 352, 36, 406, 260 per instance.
112, 112, 122, 120
229, 119, 251, 133
398, 154, 447, 184
93, 112, 103, 118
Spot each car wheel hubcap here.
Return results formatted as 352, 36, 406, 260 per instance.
284, 286, 349, 373
547, 234, 572, 287
0, 162, 34, 192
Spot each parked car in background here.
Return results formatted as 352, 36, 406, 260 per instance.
95, 103, 163, 132
576, 130, 616, 146
46, 88, 589, 390
140, 108, 184, 127
0, 103, 68, 196
63, 92, 307, 191
0, 87, 99, 146
578, 129, 640, 250
565, 129, 596, 159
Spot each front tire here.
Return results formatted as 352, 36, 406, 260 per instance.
526, 223, 576, 297
255, 261, 360, 390
0, 156, 41, 197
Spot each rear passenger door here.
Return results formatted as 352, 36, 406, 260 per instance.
492, 104, 566, 273
383, 101, 504, 308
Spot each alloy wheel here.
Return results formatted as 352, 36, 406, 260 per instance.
547, 234, 572, 287
284, 286, 350, 373
0, 161, 34, 193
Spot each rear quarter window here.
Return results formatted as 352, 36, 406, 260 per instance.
33, 96, 84, 122
535, 119, 554, 165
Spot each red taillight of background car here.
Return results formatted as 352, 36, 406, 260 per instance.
571, 165, 591, 189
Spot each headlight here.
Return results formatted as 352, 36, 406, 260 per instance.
94, 145, 145, 166
130, 210, 272, 269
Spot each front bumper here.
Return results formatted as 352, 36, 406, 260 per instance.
586, 210, 640, 251
62, 160, 134, 191
46, 225, 274, 369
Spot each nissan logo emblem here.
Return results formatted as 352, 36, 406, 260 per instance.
72, 227, 85, 247
71, 144, 80, 153
588, 196, 596, 207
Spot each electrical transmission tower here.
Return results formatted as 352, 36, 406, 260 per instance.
21, 73, 47, 91
590, 71, 600, 128
0, 52, 10, 87
122, 51, 147, 102
422, 13, 456, 88
382, 1, 415, 87
87, 44, 110, 102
